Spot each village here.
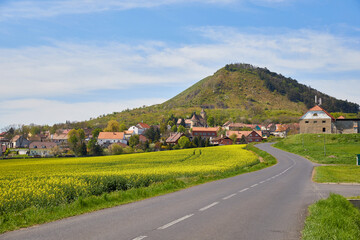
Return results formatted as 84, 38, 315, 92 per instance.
1, 103, 358, 158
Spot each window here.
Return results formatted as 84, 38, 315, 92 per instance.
314, 121, 317, 123
305, 121, 309, 123
322, 121, 326, 123
322, 128, 326, 132
313, 113, 318, 116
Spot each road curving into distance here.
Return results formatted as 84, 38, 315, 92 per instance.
1, 143, 360, 240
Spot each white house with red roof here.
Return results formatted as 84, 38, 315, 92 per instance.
299, 105, 336, 134
97, 132, 127, 146
128, 123, 151, 135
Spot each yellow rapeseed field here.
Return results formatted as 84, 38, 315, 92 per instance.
0, 145, 257, 214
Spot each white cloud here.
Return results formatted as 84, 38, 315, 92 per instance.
1, 27, 359, 128
0, 0, 235, 20
0, 98, 166, 129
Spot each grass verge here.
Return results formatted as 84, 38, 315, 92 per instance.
302, 194, 360, 240
0, 144, 275, 234
314, 166, 360, 184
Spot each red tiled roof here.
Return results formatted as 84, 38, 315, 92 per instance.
192, 127, 219, 132
226, 130, 262, 138
166, 132, 184, 143
98, 132, 125, 140
337, 116, 345, 119
302, 105, 335, 120
137, 123, 150, 129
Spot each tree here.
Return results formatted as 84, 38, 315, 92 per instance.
129, 135, 140, 147
144, 126, 161, 142
108, 144, 123, 155
229, 133, 237, 144
178, 136, 190, 149
160, 122, 168, 134
207, 116, 215, 127
168, 120, 175, 127
87, 128, 103, 156
68, 129, 87, 156
104, 120, 120, 132
179, 118, 186, 127
178, 125, 186, 134
171, 125, 177, 132
119, 123, 127, 132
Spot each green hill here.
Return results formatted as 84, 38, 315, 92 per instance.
163, 63, 359, 113
74, 63, 359, 129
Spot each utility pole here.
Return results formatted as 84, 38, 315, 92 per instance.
323, 135, 326, 157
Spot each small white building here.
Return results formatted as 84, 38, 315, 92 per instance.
97, 132, 127, 146
128, 123, 151, 135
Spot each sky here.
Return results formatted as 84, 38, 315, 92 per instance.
0, 0, 359, 130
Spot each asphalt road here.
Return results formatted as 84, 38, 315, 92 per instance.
1, 143, 360, 240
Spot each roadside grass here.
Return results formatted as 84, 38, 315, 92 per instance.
274, 134, 360, 184
0, 144, 276, 234
315, 166, 360, 183
302, 194, 360, 240
274, 134, 360, 165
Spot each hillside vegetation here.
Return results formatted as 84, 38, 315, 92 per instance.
78, 63, 359, 129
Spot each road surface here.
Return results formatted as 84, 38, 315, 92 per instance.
1, 143, 359, 240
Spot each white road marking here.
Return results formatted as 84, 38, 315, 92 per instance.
158, 214, 194, 230
239, 188, 249, 193
199, 202, 219, 211
250, 183, 258, 188
259, 180, 265, 184
132, 236, 147, 240
223, 193, 237, 200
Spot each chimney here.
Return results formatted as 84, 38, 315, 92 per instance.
315, 95, 318, 104
319, 98, 322, 105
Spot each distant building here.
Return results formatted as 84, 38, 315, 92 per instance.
29, 142, 57, 157
97, 132, 127, 147
226, 130, 263, 143
10, 135, 30, 148
166, 132, 185, 145
128, 123, 151, 135
191, 127, 218, 139
212, 136, 233, 145
300, 105, 360, 134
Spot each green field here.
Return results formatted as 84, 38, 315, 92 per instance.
315, 166, 360, 183
302, 194, 360, 240
0, 145, 274, 233
274, 134, 360, 165
275, 134, 360, 184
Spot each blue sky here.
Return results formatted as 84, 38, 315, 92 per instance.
0, 0, 359, 129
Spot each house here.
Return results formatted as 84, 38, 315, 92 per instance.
29, 142, 57, 157
128, 123, 151, 135
28, 134, 48, 142
335, 117, 360, 134
177, 118, 192, 128
10, 135, 30, 148
226, 130, 263, 143
124, 130, 135, 141
222, 122, 257, 130
272, 124, 289, 138
97, 132, 127, 147
212, 136, 233, 145
191, 127, 218, 139
166, 132, 185, 144
300, 105, 360, 134
51, 133, 68, 144
299, 105, 337, 134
